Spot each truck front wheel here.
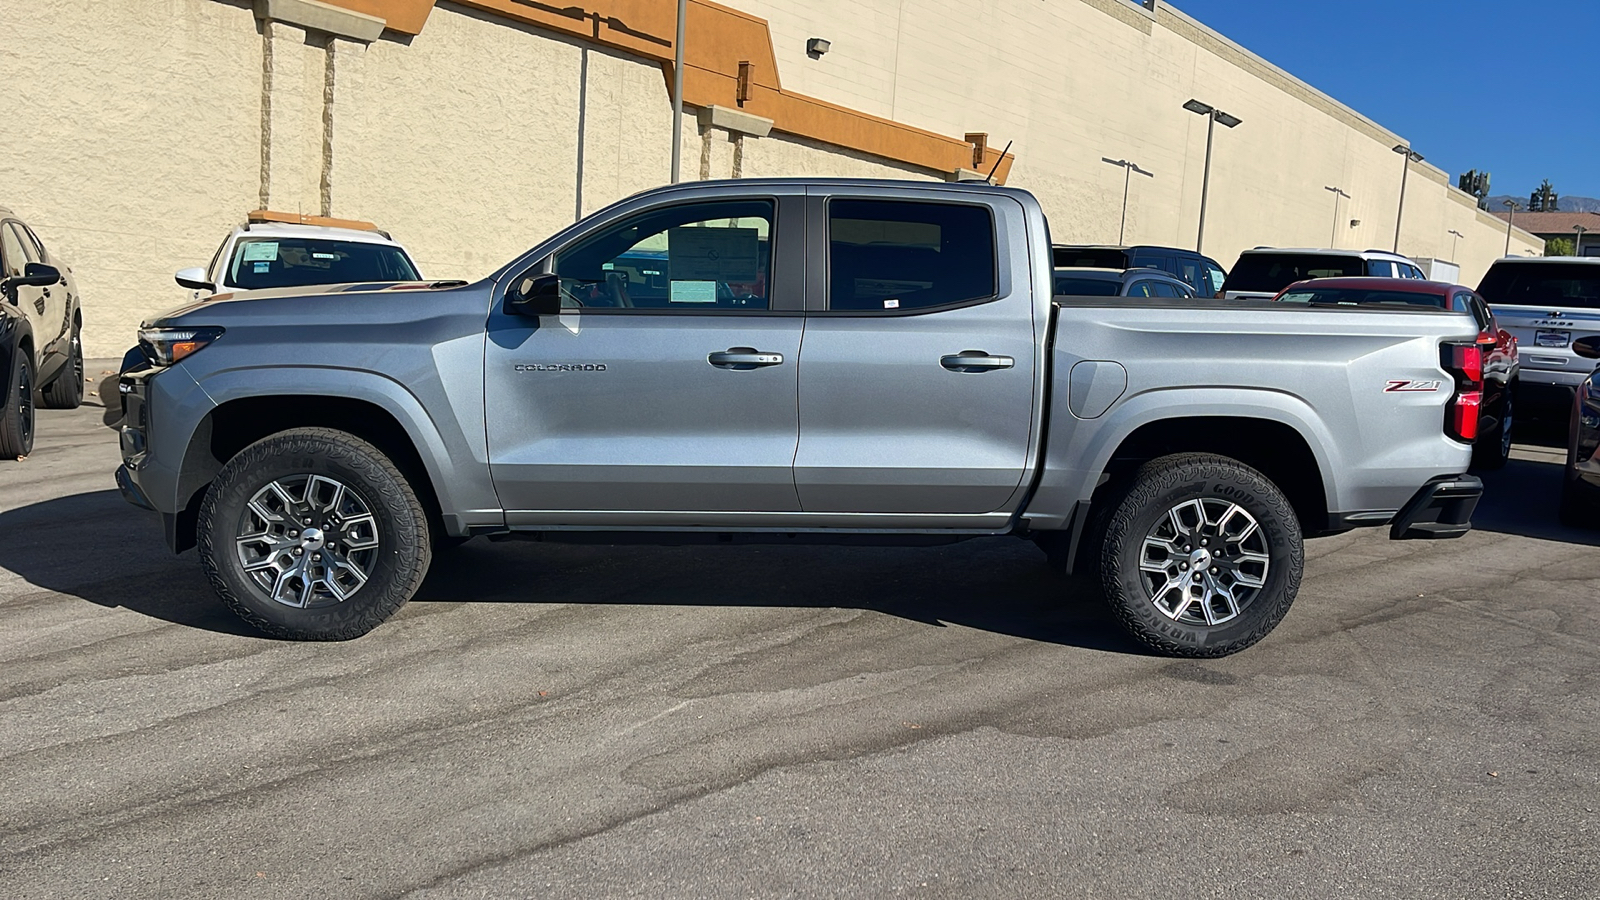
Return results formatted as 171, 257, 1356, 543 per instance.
197, 427, 432, 640
1100, 454, 1303, 657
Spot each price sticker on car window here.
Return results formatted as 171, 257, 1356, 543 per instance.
241, 242, 279, 262
668, 227, 759, 281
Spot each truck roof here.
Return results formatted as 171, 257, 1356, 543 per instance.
1245, 247, 1413, 259
622, 176, 1032, 201
1286, 277, 1459, 294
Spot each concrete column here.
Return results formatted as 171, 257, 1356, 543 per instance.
695, 105, 773, 180
254, 0, 384, 215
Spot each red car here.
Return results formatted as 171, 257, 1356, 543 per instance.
1273, 277, 1519, 469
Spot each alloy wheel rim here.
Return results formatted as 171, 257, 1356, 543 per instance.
235, 474, 380, 608
1139, 497, 1271, 626
71, 332, 83, 393
18, 364, 32, 448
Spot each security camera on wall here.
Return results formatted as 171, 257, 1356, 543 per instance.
1350, 219, 1361, 227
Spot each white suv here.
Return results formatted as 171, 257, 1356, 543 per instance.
174, 213, 421, 300
1221, 248, 1428, 300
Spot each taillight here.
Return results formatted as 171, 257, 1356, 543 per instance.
1451, 391, 1481, 441
1441, 339, 1484, 443
1450, 342, 1483, 383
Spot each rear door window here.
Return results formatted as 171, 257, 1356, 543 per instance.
1223, 253, 1365, 293
1366, 260, 1395, 277
828, 200, 996, 312
1146, 280, 1184, 298
1176, 259, 1201, 294
1477, 262, 1600, 309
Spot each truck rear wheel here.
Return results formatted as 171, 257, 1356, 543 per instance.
197, 427, 431, 640
1099, 453, 1303, 657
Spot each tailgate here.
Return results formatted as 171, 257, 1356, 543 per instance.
1489, 303, 1600, 375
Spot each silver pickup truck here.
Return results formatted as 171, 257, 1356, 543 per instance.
117, 179, 1484, 657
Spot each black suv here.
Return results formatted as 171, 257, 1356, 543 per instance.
1, 208, 85, 457
1053, 244, 1227, 298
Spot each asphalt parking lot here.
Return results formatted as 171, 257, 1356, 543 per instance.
2, 369, 1598, 899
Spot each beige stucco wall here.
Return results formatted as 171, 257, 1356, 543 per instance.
0, 0, 263, 356
740, 0, 1542, 283
1, 0, 1541, 356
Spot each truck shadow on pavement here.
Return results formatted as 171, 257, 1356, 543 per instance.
0, 490, 263, 636
0, 489, 1147, 652
1470, 454, 1600, 547
415, 537, 1149, 654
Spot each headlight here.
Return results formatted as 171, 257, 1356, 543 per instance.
138, 326, 224, 366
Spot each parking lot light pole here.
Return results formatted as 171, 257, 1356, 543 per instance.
1576, 224, 1589, 257
1502, 199, 1521, 255
670, 0, 686, 183
1447, 229, 1464, 261
1391, 144, 1424, 252
1324, 186, 1350, 247
1184, 99, 1242, 255
1101, 157, 1154, 244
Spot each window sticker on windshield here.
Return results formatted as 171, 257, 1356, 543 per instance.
669, 280, 717, 303
253, 261, 270, 273
241, 242, 279, 262
312, 252, 338, 260
668, 227, 759, 281
884, 298, 900, 309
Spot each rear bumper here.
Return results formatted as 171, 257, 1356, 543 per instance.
1389, 474, 1483, 540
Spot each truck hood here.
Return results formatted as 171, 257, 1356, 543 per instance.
149, 279, 472, 323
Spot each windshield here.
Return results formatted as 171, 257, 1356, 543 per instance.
1053, 247, 1129, 269
1277, 287, 1448, 309
226, 237, 420, 290
1223, 254, 1364, 293
1053, 275, 1121, 296
1478, 262, 1600, 310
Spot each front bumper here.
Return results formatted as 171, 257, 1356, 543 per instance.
1389, 474, 1483, 540
115, 464, 154, 510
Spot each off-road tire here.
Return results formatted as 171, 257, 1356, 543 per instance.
1100, 453, 1303, 657
198, 427, 431, 640
0, 351, 35, 458
40, 324, 84, 409
1472, 389, 1512, 471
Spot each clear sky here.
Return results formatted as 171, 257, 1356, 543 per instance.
1172, 0, 1600, 201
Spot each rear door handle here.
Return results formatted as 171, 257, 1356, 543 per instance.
708, 347, 785, 369
941, 350, 1015, 372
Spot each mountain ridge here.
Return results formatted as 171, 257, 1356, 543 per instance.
1485, 194, 1600, 214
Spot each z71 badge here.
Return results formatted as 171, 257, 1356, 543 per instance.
1384, 380, 1441, 393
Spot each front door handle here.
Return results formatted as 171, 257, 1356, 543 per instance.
708, 347, 784, 370
941, 350, 1015, 372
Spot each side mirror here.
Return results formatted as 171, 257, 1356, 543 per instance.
174, 267, 214, 292
506, 273, 563, 317
2, 262, 60, 300
1574, 336, 1600, 361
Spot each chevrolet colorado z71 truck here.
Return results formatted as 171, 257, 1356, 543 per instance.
117, 179, 1484, 657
